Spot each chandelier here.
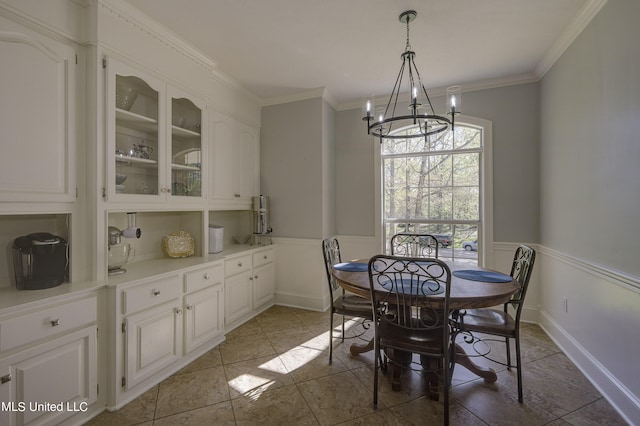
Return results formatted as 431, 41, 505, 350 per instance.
363, 10, 461, 141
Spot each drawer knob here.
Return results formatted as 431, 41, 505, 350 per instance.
51, 319, 61, 327
1, 374, 11, 384
204, 274, 210, 280
176, 309, 183, 315
186, 305, 193, 310
153, 290, 161, 296
238, 262, 243, 267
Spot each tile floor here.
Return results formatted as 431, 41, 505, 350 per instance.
86, 305, 627, 425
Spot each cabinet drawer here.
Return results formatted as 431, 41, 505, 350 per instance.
225, 254, 252, 277
0, 296, 97, 353
253, 249, 274, 267
184, 262, 223, 294
122, 275, 181, 315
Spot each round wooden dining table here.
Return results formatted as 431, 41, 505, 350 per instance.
332, 259, 520, 385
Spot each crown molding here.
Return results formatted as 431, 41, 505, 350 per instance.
262, 87, 338, 109
535, 0, 607, 78
336, 72, 539, 112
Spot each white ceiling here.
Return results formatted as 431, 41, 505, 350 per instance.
124, 0, 603, 107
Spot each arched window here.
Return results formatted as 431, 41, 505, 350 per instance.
379, 117, 492, 265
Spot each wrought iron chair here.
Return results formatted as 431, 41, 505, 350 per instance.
456, 244, 536, 402
390, 233, 439, 258
368, 255, 455, 425
321, 237, 373, 364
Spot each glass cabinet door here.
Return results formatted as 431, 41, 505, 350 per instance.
107, 58, 165, 201
169, 94, 203, 198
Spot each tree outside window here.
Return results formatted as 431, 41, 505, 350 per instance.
382, 124, 482, 263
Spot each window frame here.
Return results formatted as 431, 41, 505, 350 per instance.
374, 115, 494, 267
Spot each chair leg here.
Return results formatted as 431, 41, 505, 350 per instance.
443, 361, 450, 426
515, 334, 523, 403
329, 312, 334, 364
373, 338, 379, 408
505, 336, 512, 370
341, 315, 346, 342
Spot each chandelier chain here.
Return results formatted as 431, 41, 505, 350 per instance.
405, 15, 412, 52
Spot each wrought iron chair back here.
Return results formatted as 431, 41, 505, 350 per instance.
457, 244, 536, 403
390, 233, 439, 258
368, 255, 455, 424
508, 244, 536, 314
322, 237, 342, 296
321, 237, 372, 364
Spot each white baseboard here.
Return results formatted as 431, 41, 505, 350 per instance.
536, 246, 640, 425
539, 310, 639, 424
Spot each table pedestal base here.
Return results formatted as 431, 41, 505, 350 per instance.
349, 340, 497, 397
455, 343, 497, 383
349, 339, 374, 355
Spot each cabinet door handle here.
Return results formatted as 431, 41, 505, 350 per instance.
186, 305, 193, 310
51, 319, 61, 327
1, 374, 11, 384
255, 275, 258, 279
238, 262, 243, 267
249, 277, 253, 281
153, 290, 161, 296
204, 274, 210, 280
234, 193, 241, 198
264, 255, 268, 259
176, 309, 183, 315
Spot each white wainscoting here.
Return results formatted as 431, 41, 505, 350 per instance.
537, 246, 640, 425
271, 237, 328, 311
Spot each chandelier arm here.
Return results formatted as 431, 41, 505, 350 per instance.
382, 58, 406, 136
410, 56, 436, 115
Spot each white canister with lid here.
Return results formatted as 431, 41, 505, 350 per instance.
209, 225, 223, 253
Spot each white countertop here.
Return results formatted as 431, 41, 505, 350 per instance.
0, 244, 273, 312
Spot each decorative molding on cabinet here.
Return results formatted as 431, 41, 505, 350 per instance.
96, 0, 261, 106
96, 0, 216, 72
0, 0, 87, 46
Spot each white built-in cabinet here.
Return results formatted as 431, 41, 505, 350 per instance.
110, 259, 226, 406
209, 111, 259, 208
105, 57, 206, 203
224, 253, 253, 325
0, 294, 98, 426
252, 249, 276, 308
183, 263, 224, 353
0, 2, 271, 422
0, 15, 76, 203
120, 274, 182, 390
225, 247, 275, 328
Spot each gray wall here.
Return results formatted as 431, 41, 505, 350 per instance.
260, 97, 338, 239
540, 0, 640, 277
334, 83, 541, 243
322, 99, 337, 237
261, 98, 325, 239
335, 107, 376, 236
